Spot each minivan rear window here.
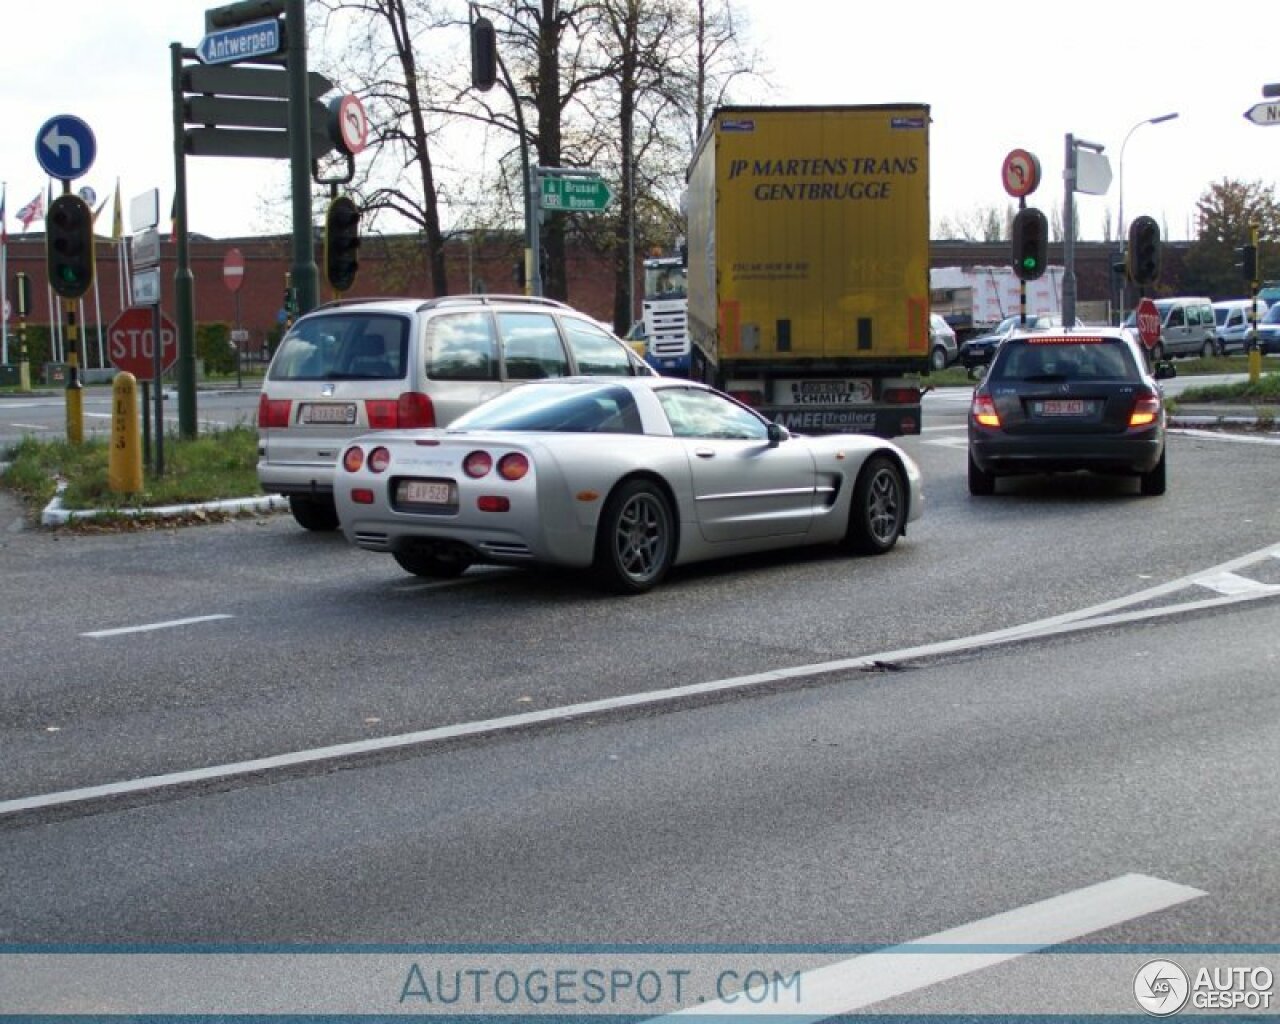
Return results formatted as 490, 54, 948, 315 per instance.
269, 313, 409, 381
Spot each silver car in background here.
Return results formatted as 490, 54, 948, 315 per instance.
335, 377, 923, 594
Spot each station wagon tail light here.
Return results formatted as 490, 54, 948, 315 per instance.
463, 451, 493, 478
1129, 391, 1161, 427
368, 446, 392, 472
365, 393, 435, 429
972, 393, 1001, 428
258, 395, 292, 428
497, 453, 530, 481
342, 446, 364, 473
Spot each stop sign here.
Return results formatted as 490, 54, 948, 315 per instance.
1135, 297, 1161, 349
223, 247, 245, 293
108, 306, 178, 380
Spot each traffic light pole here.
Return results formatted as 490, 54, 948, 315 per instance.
287, 0, 318, 316
63, 297, 84, 444
1248, 222, 1262, 384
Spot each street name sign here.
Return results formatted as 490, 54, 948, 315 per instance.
197, 18, 281, 65
1244, 102, 1280, 126
181, 65, 332, 99
540, 175, 613, 212
35, 114, 97, 181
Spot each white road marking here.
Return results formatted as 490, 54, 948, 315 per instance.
8, 423, 52, 431
1194, 571, 1277, 596
5, 542, 1279, 817
1171, 427, 1280, 445
653, 874, 1205, 1019
923, 436, 969, 449
81, 614, 233, 638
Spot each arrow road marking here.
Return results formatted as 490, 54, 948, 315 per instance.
41, 124, 81, 169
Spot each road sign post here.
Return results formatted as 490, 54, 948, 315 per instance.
224, 248, 246, 386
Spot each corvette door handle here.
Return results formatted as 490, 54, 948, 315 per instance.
694, 448, 716, 458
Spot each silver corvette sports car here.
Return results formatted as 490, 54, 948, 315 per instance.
335, 377, 923, 593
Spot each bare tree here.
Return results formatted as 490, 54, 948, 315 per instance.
314, 0, 452, 295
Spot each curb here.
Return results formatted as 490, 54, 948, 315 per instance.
40, 490, 289, 528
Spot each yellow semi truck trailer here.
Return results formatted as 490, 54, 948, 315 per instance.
685, 104, 931, 436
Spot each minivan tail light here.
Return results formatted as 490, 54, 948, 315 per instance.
258, 394, 292, 428
1129, 391, 1161, 427
365, 393, 435, 429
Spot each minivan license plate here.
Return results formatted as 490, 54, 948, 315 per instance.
302, 403, 356, 425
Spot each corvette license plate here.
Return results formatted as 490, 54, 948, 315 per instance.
398, 480, 455, 506
301, 402, 356, 425
1037, 399, 1086, 416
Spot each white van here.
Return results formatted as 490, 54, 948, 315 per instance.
1150, 297, 1216, 359
1212, 298, 1270, 355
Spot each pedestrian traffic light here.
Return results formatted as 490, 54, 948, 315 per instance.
1235, 244, 1258, 282
324, 195, 361, 293
470, 15, 497, 91
1127, 215, 1161, 285
1011, 207, 1048, 281
45, 194, 95, 300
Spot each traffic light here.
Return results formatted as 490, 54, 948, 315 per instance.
324, 195, 361, 293
45, 194, 96, 300
1011, 207, 1048, 281
1235, 244, 1258, 282
470, 16, 497, 91
1127, 215, 1161, 285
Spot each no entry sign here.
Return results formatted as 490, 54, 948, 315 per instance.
109, 306, 178, 380
223, 247, 245, 293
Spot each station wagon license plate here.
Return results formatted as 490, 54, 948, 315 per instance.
301, 402, 357, 425
397, 479, 455, 506
1036, 399, 1087, 416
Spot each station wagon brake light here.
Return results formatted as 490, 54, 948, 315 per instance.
258, 395, 292, 428
972, 393, 1001, 428
1129, 391, 1161, 427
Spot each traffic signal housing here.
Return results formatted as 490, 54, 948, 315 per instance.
470, 16, 497, 91
46, 194, 96, 300
1127, 215, 1161, 285
1235, 243, 1258, 282
1011, 207, 1048, 282
324, 195, 361, 293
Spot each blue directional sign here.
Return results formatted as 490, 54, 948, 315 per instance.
197, 19, 282, 66
34, 114, 97, 182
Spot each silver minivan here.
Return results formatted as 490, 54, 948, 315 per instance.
257, 294, 654, 530
1151, 297, 1216, 359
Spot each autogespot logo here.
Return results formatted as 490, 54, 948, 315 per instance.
1134, 959, 1190, 1016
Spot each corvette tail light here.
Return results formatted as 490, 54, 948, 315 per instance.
497, 453, 530, 481
342, 446, 364, 473
258, 394, 291, 428
351, 488, 375, 505
463, 450, 493, 478
368, 446, 392, 472
477, 496, 511, 512
1129, 391, 1161, 427
972, 393, 1001, 428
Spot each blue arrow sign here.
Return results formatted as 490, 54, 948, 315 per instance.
35, 114, 97, 181
197, 19, 282, 66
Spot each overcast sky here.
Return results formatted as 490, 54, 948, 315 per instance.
2, 1, 1274, 244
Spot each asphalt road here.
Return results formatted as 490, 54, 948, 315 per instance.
0, 382, 1277, 1017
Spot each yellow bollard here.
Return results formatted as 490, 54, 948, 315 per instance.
109, 372, 144, 494
1248, 347, 1262, 384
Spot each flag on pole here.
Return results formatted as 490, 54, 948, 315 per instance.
0, 185, 7, 245
16, 190, 43, 231
112, 178, 124, 241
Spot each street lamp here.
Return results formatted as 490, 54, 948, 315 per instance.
1117, 112, 1178, 322
1118, 112, 1179, 246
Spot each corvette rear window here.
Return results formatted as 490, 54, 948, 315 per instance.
452, 383, 643, 434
